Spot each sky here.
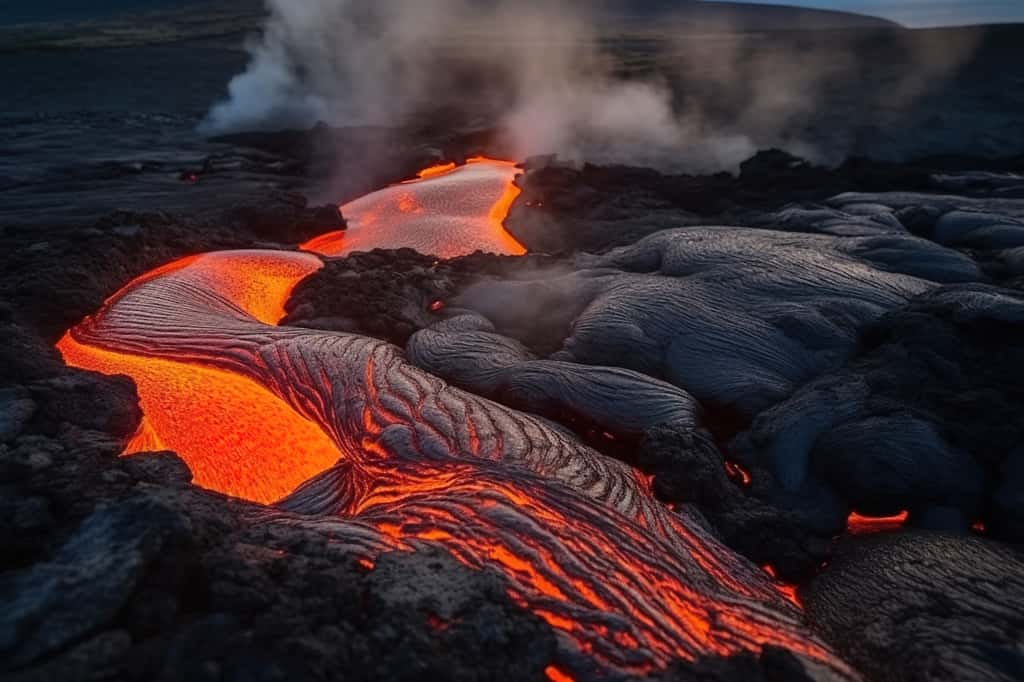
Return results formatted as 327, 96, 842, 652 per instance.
706, 0, 1024, 27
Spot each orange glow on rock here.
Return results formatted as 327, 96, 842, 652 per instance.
545, 665, 574, 682
724, 460, 752, 487
762, 565, 801, 607
57, 250, 340, 504
847, 510, 909, 534
301, 157, 526, 259
414, 161, 457, 180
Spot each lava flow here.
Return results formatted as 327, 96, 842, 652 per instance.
301, 157, 526, 259
56, 160, 854, 679
57, 251, 339, 504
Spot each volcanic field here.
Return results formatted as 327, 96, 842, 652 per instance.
4, 131, 1024, 682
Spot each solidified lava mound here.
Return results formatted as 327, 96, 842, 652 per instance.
5, 149, 1024, 681
803, 532, 1024, 681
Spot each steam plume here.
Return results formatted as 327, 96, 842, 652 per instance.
202, 0, 979, 171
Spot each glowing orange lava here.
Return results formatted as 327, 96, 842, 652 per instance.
545, 664, 574, 682
57, 251, 341, 504
59, 334, 342, 503
414, 161, 456, 179
724, 460, 752, 487
301, 157, 526, 259
847, 510, 909, 534
762, 565, 801, 607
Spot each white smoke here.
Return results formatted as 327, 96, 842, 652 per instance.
200, 0, 745, 169
202, 0, 979, 171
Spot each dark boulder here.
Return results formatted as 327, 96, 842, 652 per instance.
804, 532, 1024, 682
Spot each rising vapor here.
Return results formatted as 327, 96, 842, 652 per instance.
202, 0, 979, 170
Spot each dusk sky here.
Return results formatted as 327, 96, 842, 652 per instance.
707, 0, 1024, 27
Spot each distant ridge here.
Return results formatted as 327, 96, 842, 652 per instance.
591, 0, 902, 31
0, 0, 900, 32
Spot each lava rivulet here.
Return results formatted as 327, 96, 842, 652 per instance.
58, 251, 339, 503
301, 157, 526, 259
58, 336, 342, 503
57, 164, 854, 678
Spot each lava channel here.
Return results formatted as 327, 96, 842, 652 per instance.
301, 157, 526, 259
57, 161, 855, 679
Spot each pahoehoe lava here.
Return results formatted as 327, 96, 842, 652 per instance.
55, 159, 856, 678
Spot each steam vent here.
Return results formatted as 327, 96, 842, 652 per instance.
5, 5, 1024, 682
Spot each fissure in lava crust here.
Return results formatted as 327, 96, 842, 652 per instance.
57, 159, 854, 679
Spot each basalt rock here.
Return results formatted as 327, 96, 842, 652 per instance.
283, 249, 562, 347
803, 531, 1024, 682
0, 496, 194, 671
638, 425, 841, 581
222, 196, 347, 245
455, 226, 979, 418
732, 284, 1024, 540
506, 151, 1024, 255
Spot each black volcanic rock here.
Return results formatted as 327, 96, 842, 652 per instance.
282, 249, 562, 348
638, 424, 840, 580
733, 284, 1024, 541
652, 646, 815, 682
0, 496, 194, 670
803, 532, 1024, 682
223, 196, 347, 245
506, 152, 1024, 255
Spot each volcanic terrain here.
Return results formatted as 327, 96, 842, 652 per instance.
2, 6, 1024, 682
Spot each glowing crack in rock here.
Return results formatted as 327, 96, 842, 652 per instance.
301, 157, 526, 259
847, 511, 909, 534
56, 161, 855, 678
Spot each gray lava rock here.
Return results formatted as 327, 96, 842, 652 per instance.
0, 386, 36, 442
733, 283, 1024, 540
804, 532, 1024, 682
0, 496, 193, 670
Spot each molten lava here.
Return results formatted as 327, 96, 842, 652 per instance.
57, 251, 338, 504
545, 665, 574, 682
56, 161, 856, 679
301, 157, 526, 259
847, 510, 909, 534
414, 161, 457, 179
58, 337, 341, 503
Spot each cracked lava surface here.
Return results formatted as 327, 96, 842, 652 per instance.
56, 158, 855, 678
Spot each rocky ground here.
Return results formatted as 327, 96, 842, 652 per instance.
3, 126, 1024, 680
